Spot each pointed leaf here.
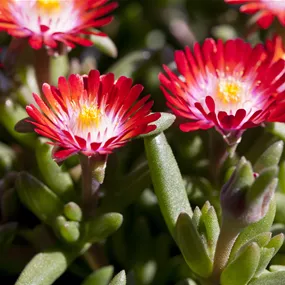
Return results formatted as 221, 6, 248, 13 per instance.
255, 247, 275, 277
253, 141, 283, 174
175, 212, 212, 278
81, 266, 114, 285
91, 34, 118, 58
109, 270, 126, 285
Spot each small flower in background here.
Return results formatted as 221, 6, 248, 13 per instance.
26, 70, 160, 161
159, 38, 285, 145
225, 0, 285, 29
0, 0, 118, 50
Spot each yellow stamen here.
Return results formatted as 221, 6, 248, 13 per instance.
78, 105, 102, 129
217, 80, 242, 104
36, 0, 61, 13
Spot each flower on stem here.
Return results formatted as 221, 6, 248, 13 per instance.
25, 70, 160, 162
159, 38, 285, 145
0, 0, 118, 50
225, 0, 285, 29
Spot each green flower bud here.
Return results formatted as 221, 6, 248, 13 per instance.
63, 202, 82, 222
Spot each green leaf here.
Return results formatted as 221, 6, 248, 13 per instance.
0, 142, 15, 175
269, 265, 285, 272
15, 248, 80, 285
253, 141, 283, 174
138, 113, 176, 138
278, 161, 285, 194
175, 213, 212, 278
267, 122, 285, 142
56, 218, 80, 243
15, 172, 64, 224
35, 138, 75, 201
0, 99, 36, 147
249, 271, 285, 284
255, 247, 275, 277
108, 50, 151, 78
266, 234, 284, 255
84, 213, 123, 243
144, 132, 193, 237
90, 33, 118, 58
230, 199, 276, 258
109, 270, 126, 285
201, 203, 220, 259
221, 242, 260, 285
81, 266, 114, 285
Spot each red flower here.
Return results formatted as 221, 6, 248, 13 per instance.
225, 0, 285, 29
159, 38, 285, 145
26, 70, 160, 161
0, 0, 118, 50
266, 35, 285, 64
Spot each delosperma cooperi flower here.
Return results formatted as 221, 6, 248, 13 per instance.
26, 70, 160, 161
159, 38, 285, 145
0, 0, 118, 50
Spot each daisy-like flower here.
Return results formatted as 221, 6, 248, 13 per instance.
159, 38, 285, 145
225, 0, 285, 29
0, 0, 118, 50
26, 70, 160, 161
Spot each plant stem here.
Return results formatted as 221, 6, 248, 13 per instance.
211, 218, 241, 283
79, 155, 99, 218
34, 48, 51, 94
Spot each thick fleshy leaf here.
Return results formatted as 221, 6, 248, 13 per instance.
249, 271, 285, 284
50, 54, 69, 85
255, 247, 275, 277
175, 213, 212, 278
81, 266, 114, 285
56, 216, 80, 243
36, 138, 75, 201
15, 172, 64, 224
253, 141, 283, 174
275, 193, 285, 224
144, 132, 192, 237
15, 248, 82, 285
0, 99, 36, 147
109, 270, 126, 285
90, 33, 118, 58
221, 242, 260, 285
84, 213, 123, 243
0, 142, 15, 175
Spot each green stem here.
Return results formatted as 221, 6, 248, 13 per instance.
211, 218, 241, 283
34, 48, 51, 94
79, 155, 98, 218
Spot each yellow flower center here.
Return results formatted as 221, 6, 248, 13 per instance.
36, 0, 61, 13
78, 105, 102, 129
217, 80, 242, 104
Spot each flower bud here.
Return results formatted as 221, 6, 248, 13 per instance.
221, 157, 277, 228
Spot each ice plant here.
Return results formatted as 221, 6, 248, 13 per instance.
225, 0, 285, 29
25, 70, 160, 161
159, 38, 285, 145
266, 35, 285, 64
0, 0, 118, 49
